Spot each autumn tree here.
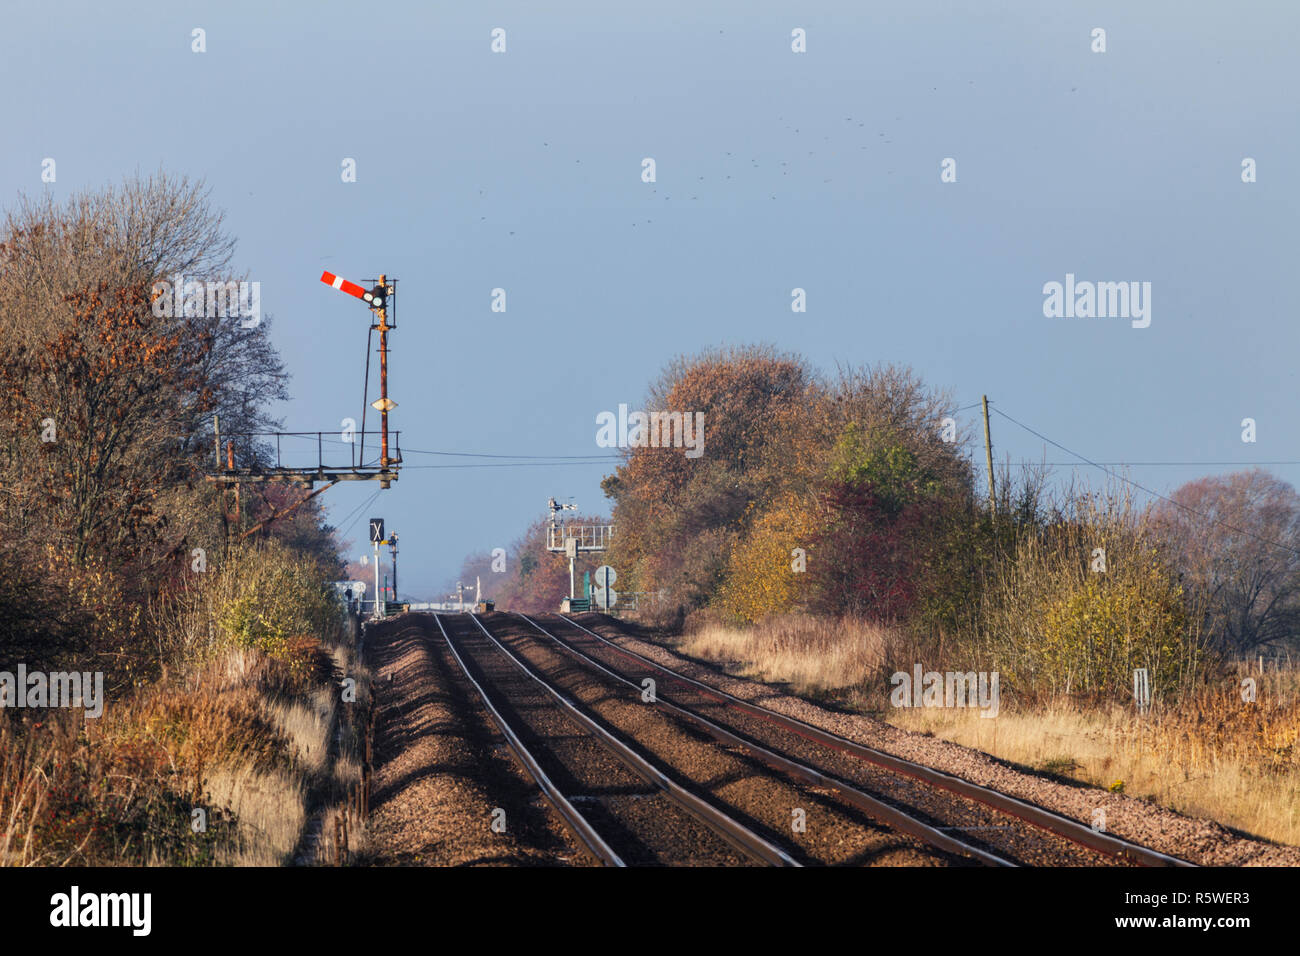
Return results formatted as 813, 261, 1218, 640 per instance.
809, 366, 977, 631
602, 345, 816, 612
489, 514, 611, 613
239, 483, 345, 578
0, 281, 213, 566
0, 174, 314, 669
599, 348, 981, 628
718, 492, 818, 623
0, 279, 219, 668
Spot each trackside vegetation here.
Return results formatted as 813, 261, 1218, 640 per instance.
0, 176, 367, 866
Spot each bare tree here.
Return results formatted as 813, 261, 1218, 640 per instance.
1153, 469, 1300, 655
0, 170, 236, 346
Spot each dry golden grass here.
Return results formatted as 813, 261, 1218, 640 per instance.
201, 643, 372, 866
200, 763, 307, 866
0, 633, 367, 866
311, 643, 371, 866
201, 684, 337, 866
678, 614, 1299, 846
889, 666, 1300, 846
269, 686, 336, 777
678, 613, 900, 700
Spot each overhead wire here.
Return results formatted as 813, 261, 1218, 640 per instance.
991, 405, 1300, 558
335, 488, 384, 542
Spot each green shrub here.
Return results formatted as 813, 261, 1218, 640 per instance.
979, 485, 1206, 703
214, 542, 338, 659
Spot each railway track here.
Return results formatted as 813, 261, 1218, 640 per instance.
430, 612, 795, 866
535, 612, 1196, 868
428, 611, 1054, 866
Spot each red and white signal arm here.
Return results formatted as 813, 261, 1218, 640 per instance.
321, 271, 386, 308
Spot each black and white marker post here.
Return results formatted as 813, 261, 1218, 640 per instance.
369, 517, 385, 618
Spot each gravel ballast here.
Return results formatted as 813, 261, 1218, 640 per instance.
571, 613, 1300, 867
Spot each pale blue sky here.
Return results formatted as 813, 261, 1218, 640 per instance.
4, 1, 1297, 595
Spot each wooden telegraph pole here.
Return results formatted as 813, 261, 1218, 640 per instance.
982, 395, 996, 517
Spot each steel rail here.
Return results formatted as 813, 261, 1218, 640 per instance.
555, 614, 1196, 868
452, 613, 799, 866
518, 614, 1013, 867
431, 614, 624, 867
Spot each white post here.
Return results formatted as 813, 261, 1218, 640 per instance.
1133, 667, 1150, 714
565, 536, 577, 599
373, 539, 383, 619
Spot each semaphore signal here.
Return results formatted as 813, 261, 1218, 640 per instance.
205, 269, 403, 552
322, 271, 400, 487
320, 271, 386, 309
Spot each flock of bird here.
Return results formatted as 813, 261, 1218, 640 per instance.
471, 107, 926, 232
